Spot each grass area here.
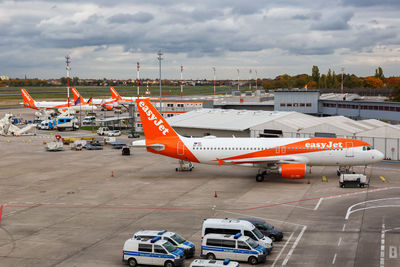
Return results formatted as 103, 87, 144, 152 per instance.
79, 125, 100, 131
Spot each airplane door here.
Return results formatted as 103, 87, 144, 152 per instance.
177, 141, 184, 156
345, 142, 354, 157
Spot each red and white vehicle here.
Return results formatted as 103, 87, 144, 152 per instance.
132, 99, 384, 182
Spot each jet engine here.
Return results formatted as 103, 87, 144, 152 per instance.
279, 163, 306, 179
105, 105, 113, 111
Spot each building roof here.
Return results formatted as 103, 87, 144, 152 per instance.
167, 108, 299, 131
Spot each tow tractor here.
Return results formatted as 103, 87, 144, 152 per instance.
176, 160, 194, 172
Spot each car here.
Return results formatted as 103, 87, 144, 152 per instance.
122, 146, 130, 155
83, 144, 103, 150
128, 132, 141, 138
240, 218, 283, 242
108, 130, 121, 137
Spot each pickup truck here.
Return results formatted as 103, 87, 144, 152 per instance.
97, 127, 111, 136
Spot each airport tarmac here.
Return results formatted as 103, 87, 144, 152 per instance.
0, 131, 400, 267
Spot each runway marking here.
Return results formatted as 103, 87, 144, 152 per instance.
381, 224, 385, 267
271, 232, 294, 267
345, 197, 400, 219
332, 253, 337, 264
337, 237, 342, 247
282, 225, 307, 265
314, 197, 323, 210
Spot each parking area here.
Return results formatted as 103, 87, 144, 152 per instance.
0, 127, 400, 266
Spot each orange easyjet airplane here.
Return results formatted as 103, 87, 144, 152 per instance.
132, 99, 384, 182
20, 88, 96, 112
71, 88, 117, 111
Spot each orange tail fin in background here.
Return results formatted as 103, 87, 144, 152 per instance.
110, 87, 122, 100
71, 88, 80, 102
20, 88, 36, 109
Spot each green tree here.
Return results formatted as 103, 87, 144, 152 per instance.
332, 71, 339, 88
390, 83, 400, 102
311, 65, 320, 84
375, 66, 385, 82
326, 69, 333, 88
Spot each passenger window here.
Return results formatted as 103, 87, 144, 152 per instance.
221, 240, 236, 248
238, 241, 250, 250
138, 244, 153, 252
154, 245, 167, 254
244, 230, 257, 240
206, 239, 221, 247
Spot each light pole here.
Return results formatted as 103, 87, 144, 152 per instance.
213, 67, 216, 96
157, 51, 163, 114
255, 70, 258, 90
137, 62, 140, 97
65, 55, 71, 108
237, 68, 240, 91
180, 65, 183, 99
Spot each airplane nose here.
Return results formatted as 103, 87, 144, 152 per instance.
375, 150, 384, 162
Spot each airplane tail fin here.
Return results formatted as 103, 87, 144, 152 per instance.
20, 88, 36, 109
110, 87, 122, 100
135, 98, 199, 162
71, 88, 87, 104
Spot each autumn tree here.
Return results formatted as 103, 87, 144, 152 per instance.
363, 76, 384, 88
311, 65, 320, 84
375, 66, 385, 82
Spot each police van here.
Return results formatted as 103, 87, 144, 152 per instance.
190, 258, 240, 267
123, 236, 185, 267
201, 233, 266, 265
134, 230, 195, 258
202, 218, 273, 253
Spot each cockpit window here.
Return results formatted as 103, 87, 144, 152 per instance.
363, 146, 372, 151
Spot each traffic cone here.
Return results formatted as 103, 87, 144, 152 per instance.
307, 178, 310, 184
111, 171, 114, 177
43, 141, 46, 145
214, 191, 218, 198
0, 204, 3, 225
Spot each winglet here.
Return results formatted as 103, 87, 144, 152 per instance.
20, 88, 36, 109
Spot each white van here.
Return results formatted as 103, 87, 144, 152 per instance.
201, 233, 266, 265
202, 218, 273, 253
134, 230, 195, 258
123, 236, 185, 267
190, 259, 240, 267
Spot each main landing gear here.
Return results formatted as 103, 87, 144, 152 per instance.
256, 169, 268, 182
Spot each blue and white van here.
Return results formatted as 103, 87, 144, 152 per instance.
201, 233, 267, 265
134, 230, 195, 258
123, 236, 185, 267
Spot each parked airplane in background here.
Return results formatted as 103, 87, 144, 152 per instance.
110, 87, 162, 104
71, 88, 116, 111
132, 99, 384, 182
20, 88, 96, 112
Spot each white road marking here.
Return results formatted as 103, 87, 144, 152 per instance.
314, 197, 323, 210
380, 224, 385, 267
271, 232, 294, 267
347, 205, 400, 220
282, 225, 307, 265
337, 237, 342, 247
342, 223, 346, 232
332, 253, 337, 264
345, 197, 400, 219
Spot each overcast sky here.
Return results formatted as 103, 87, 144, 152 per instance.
0, 0, 399, 80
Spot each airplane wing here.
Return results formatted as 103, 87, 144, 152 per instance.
131, 140, 165, 151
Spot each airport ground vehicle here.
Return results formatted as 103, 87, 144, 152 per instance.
84, 144, 103, 150
82, 116, 96, 125
108, 130, 121, 137
240, 218, 283, 242
201, 233, 266, 265
110, 142, 126, 149
339, 173, 368, 188
190, 259, 240, 267
37, 119, 55, 130
132, 99, 384, 182
122, 236, 185, 267
134, 230, 195, 258
97, 127, 111, 136
202, 219, 273, 253
128, 132, 141, 138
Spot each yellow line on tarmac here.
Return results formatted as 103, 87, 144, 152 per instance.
380, 176, 386, 182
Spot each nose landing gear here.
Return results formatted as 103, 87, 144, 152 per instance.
256, 170, 268, 182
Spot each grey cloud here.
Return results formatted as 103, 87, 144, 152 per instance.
108, 12, 154, 24
310, 10, 353, 31
292, 12, 321, 20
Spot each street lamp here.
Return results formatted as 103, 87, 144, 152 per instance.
157, 50, 163, 114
